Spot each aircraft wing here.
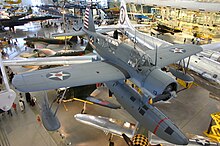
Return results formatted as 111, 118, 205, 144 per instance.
148, 44, 203, 68
12, 61, 126, 92
3, 55, 96, 66
201, 42, 220, 51
97, 25, 129, 30
53, 28, 115, 37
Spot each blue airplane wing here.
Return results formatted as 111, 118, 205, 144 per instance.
12, 61, 126, 92
148, 44, 203, 68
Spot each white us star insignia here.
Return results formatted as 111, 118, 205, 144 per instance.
170, 48, 186, 53
46, 71, 71, 81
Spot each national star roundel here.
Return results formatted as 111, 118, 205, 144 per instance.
170, 48, 186, 53
46, 71, 71, 81
119, 6, 126, 24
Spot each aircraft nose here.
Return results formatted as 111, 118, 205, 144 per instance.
175, 135, 189, 145
74, 114, 85, 120
180, 137, 189, 145
171, 129, 189, 145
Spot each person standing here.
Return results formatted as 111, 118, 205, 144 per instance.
18, 100, 24, 112
12, 102, 17, 113
19, 93, 25, 110
25, 92, 31, 103
183, 38, 187, 44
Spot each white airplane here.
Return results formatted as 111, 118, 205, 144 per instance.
184, 55, 220, 84
0, 54, 16, 112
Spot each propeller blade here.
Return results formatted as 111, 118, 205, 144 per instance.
151, 93, 171, 103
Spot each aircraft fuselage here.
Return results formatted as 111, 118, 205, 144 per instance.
89, 31, 177, 98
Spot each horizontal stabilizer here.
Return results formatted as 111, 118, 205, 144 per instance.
169, 67, 194, 82
86, 96, 121, 109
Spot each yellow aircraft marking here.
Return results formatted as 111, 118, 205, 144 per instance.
62, 97, 94, 105
54, 36, 72, 40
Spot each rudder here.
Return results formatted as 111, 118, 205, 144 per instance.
83, 6, 96, 32
118, 0, 133, 28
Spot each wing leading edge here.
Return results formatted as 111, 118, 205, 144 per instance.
12, 61, 126, 92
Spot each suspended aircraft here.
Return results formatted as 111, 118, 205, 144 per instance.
24, 36, 76, 47
0, 13, 60, 32
153, 23, 182, 35
12, 3, 202, 145
20, 42, 93, 58
37, 6, 81, 19
18, 14, 61, 22
4, 0, 22, 5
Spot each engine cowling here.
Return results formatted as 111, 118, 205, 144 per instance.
142, 68, 178, 101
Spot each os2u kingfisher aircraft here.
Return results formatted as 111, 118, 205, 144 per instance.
12, 4, 202, 145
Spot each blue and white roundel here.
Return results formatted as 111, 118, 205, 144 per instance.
46, 71, 71, 81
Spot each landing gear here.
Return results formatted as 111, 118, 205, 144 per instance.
81, 102, 87, 114
108, 134, 114, 146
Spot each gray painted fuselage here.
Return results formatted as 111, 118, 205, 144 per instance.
90, 32, 176, 98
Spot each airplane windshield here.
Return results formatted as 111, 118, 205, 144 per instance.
136, 54, 153, 71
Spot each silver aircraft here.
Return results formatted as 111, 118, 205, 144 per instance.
74, 114, 135, 138
12, 5, 202, 145
75, 114, 219, 146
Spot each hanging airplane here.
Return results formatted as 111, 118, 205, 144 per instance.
24, 36, 77, 48
11, 3, 202, 145
153, 23, 182, 35
20, 43, 93, 58
4, 0, 22, 5
0, 14, 60, 32
18, 14, 61, 22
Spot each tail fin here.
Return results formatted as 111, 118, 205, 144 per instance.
83, 6, 95, 32
118, 0, 133, 29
